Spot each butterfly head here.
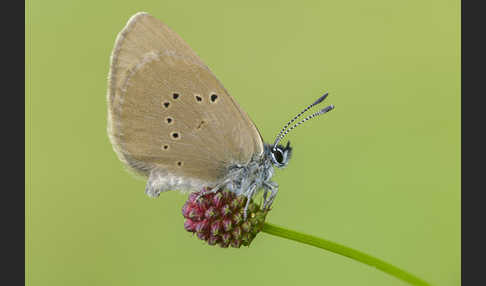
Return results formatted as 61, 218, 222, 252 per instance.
270, 141, 293, 168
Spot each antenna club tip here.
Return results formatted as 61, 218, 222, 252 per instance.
314, 92, 329, 105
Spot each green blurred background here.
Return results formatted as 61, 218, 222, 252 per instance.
25, 0, 460, 285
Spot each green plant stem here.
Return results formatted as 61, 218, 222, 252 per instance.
262, 222, 430, 286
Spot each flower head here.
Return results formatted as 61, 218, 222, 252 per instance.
182, 188, 269, 248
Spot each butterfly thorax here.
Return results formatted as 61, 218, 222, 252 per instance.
224, 144, 277, 200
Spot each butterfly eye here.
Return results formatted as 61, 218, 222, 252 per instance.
272, 149, 284, 164
270, 143, 292, 168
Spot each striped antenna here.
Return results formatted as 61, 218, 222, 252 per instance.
273, 92, 329, 149
273, 104, 335, 148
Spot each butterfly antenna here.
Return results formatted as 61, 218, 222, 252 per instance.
273, 104, 335, 148
273, 92, 332, 149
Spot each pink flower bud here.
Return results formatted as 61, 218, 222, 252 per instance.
195, 219, 209, 233
222, 218, 233, 232
211, 220, 222, 236
220, 204, 231, 217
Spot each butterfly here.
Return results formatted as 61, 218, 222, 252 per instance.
107, 12, 334, 219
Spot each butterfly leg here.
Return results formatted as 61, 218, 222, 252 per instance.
243, 184, 257, 220
262, 181, 278, 210
195, 180, 230, 201
262, 189, 269, 207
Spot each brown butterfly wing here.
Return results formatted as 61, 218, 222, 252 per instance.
107, 12, 264, 193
